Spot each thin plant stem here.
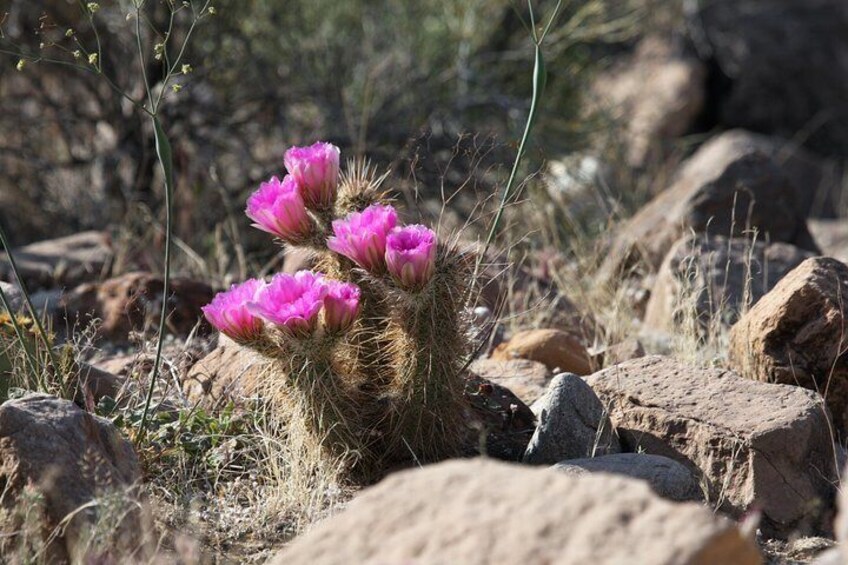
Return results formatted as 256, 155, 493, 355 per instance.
478, 0, 561, 263
138, 116, 175, 439
0, 282, 42, 389
0, 221, 59, 390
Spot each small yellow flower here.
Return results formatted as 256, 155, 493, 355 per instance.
72, 50, 81, 60
181, 63, 193, 75
88, 53, 98, 66
65, 28, 74, 37
208, 6, 217, 15
15, 59, 26, 72
172, 83, 183, 93
87, 2, 100, 13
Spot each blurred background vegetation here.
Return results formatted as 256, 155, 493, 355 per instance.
0, 0, 670, 278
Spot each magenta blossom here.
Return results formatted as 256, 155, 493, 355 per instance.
246, 175, 314, 242
202, 279, 265, 343
323, 281, 361, 333
327, 204, 398, 272
248, 270, 328, 335
284, 141, 340, 210
385, 225, 437, 289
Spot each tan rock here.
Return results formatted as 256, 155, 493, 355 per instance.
728, 257, 848, 431
183, 338, 268, 409
272, 459, 761, 565
644, 234, 814, 333
492, 329, 593, 375
468, 358, 551, 405
0, 231, 112, 290
0, 394, 150, 562
59, 271, 215, 343
599, 132, 818, 282
586, 356, 837, 538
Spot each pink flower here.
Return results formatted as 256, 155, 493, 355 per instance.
323, 281, 361, 333
284, 141, 340, 210
202, 279, 265, 343
385, 225, 437, 289
247, 270, 328, 336
245, 175, 314, 242
327, 204, 398, 272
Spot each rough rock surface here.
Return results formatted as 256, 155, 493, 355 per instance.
469, 358, 551, 405
0, 394, 147, 562
728, 257, 848, 432
492, 329, 593, 375
272, 459, 761, 565
687, 1, 848, 157
183, 338, 267, 408
523, 373, 619, 464
591, 36, 706, 166
644, 234, 815, 333
590, 338, 646, 368
586, 356, 837, 538
599, 134, 818, 281
0, 231, 113, 290
59, 271, 215, 343
552, 453, 702, 502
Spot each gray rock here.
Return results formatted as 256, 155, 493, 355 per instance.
0, 393, 150, 562
0, 280, 21, 312
523, 373, 620, 465
552, 453, 703, 502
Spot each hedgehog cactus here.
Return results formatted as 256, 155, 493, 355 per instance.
203, 141, 476, 479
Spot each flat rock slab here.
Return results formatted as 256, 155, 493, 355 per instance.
586, 355, 837, 538
552, 453, 702, 502
271, 459, 761, 565
729, 257, 848, 432
0, 231, 113, 290
523, 373, 620, 464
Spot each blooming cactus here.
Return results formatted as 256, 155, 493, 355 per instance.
202, 279, 265, 343
246, 175, 314, 242
327, 204, 398, 272
284, 141, 340, 210
248, 270, 328, 336
385, 225, 437, 289
323, 281, 361, 333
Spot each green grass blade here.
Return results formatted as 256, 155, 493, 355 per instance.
138, 115, 175, 439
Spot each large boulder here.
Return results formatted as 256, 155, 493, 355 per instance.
0, 231, 113, 290
523, 373, 620, 465
0, 394, 149, 562
599, 134, 818, 281
586, 356, 837, 538
686, 1, 848, 157
695, 130, 842, 218
271, 459, 761, 565
59, 271, 215, 343
728, 257, 848, 432
643, 234, 815, 333
552, 453, 702, 503
591, 36, 706, 167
